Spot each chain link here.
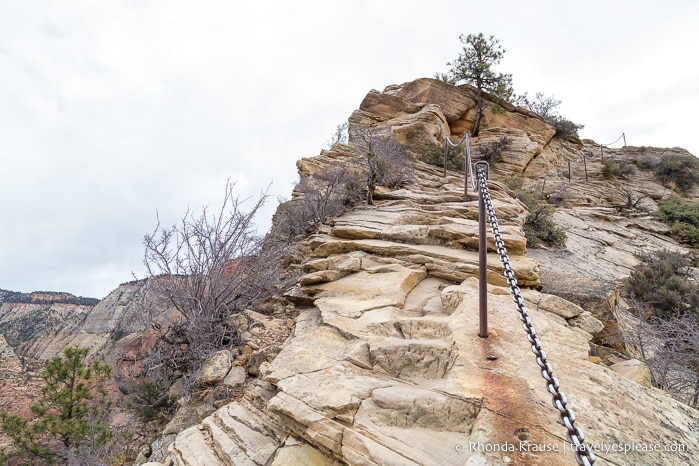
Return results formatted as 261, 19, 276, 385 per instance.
476, 168, 595, 466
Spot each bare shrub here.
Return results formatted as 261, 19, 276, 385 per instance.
515, 91, 584, 140
515, 91, 561, 119
643, 315, 699, 406
326, 122, 348, 149
352, 129, 414, 205
295, 167, 363, 230
613, 190, 647, 213
477, 135, 512, 164
141, 180, 281, 382
272, 166, 364, 241
617, 301, 699, 407
547, 185, 570, 206
602, 158, 637, 179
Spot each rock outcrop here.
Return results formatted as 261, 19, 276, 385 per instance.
3, 78, 698, 465
138, 79, 699, 466
0, 279, 180, 401
0, 332, 44, 425
0, 290, 97, 350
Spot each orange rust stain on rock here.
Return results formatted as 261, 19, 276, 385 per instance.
477, 334, 563, 466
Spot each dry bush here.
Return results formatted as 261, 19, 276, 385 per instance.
274, 166, 364, 240
616, 301, 699, 407
326, 122, 348, 149
602, 158, 637, 179
351, 129, 414, 205
514, 91, 584, 140
477, 135, 512, 164
141, 180, 281, 383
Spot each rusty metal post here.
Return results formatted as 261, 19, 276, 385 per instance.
464, 155, 469, 201
443, 141, 447, 178
478, 171, 489, 338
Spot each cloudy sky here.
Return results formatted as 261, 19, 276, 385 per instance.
2, 1, 698, 299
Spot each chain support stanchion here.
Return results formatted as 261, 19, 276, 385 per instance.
589, 133, 627, 159
475, 168, 596, 466
464, 134, 472, 201
443, 132, 475, 200
476, 162, 489, 338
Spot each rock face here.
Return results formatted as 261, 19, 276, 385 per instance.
139, 79, 699, 466
525, 142, 691, 316
0, 290, 98, 349
4, 78, 697, 464
0, 280, 179, 400
0, 332, 44, 425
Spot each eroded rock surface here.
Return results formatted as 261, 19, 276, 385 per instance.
115, 78, 699, 465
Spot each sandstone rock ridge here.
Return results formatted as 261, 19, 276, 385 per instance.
136, 79, 699, 466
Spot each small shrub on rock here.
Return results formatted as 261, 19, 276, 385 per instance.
273, 167, 364, 240
519, 191, 567, 247
126, 375, 176, 425
501, 174, 524, 192
420, 142, 464, 171
602, 159, 636, 179
654, 153, 699, 193
477, 136, 512, 164
549, 115, 584, 141
626, 249, 699, 321
658, 195, 699, 246
501, 176, 566, 248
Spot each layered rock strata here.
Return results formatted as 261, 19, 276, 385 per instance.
144, 134, 698, 465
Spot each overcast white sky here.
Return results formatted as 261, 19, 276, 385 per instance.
2, 1, 698, 299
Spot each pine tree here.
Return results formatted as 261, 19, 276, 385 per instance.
446, 33, 513, 136
0, 346, 112, 465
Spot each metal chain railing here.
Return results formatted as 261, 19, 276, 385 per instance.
475, 167, 596, 466
568, 132, 627, 181
444, 132, 475, 200
588, 132, 627, 161
599, 132, 626, 148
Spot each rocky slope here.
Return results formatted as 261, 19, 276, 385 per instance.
0, 279, 181, 406
0, 291, 96, 427
0, 290, 98, 349
0, 334, 43, 421
136, 79, 699, 465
